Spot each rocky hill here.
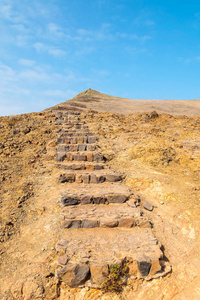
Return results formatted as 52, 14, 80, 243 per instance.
51, 88, 200, 116
0, 90, 200, 299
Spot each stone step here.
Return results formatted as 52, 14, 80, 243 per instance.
64, 121, 85, 125
59, 170, 122, 184
60, 132, 95, 137
55, 227, 171, 288
61, 128, 90, 132
55, 110, 80, 116
60, 203, 150, 229
57, 136, 98, 144
55, 162, 106, 171
60, 183, 132, 206
57, 144, 97, 152
62, 125, 89, 131
56, 152, 104, 162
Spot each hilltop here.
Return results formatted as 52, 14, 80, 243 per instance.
50, 88, 200, 116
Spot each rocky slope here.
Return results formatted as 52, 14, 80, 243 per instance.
0, 90, 200, 299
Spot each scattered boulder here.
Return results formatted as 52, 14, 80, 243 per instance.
143, 202, 154, 211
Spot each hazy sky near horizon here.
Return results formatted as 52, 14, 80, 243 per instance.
1, 0, 200, 116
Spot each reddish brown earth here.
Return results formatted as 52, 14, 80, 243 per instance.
0, 89, 200, 299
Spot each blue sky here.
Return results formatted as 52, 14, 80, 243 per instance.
1, 0, 200, 116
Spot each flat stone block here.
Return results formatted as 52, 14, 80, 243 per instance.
56, 263, 89, 287
66, 153, 73, 161
85, 165, 95, 170
59, 173, 75, 183
106, 174, 122, 182
69, 145, 78, 152
77, 137, 84, 144
87, 153, 94, 162
57, 138, 65, 144
88, 136, 97, 143
80, 195, 93, 205
63, 220, 82, 228
73, 155, 87, 161
61, 195, 79, 206
94, 165, 104, 170
71, 164, 85, 170
90, 174, 98, 184
82, 219, 99, 228
118, 218, 135, 228
106, 194, 128, 203
78, 144, 86, 151
100, 218, 118, 228
57, 145, 69, 152
87, 144, 96, 151
97, 175, 105, 183
65, 137, 71, 144
71, 137, 77, 144
82, 174, 90, 184
93, 194, 106, 204
93, 154, 104, 162
83, 136, 88, 143
90, 263, 109, 285
56, 153, 66, 162
75, 174, 83, 183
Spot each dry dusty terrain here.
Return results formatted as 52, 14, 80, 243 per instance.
0, 89, 200, 299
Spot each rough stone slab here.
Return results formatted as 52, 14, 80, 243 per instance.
60, 191, 132, 206
55, 162, 105, 170
82, 174, 90, 184
93, 153, 104, 162
78, 144, 87, 151
56, 153, 66, 162
106, 193, 129, 203
90, 263, 109, 285
73, 155, 87, 162
88, 136, 98, 143
87, 152, 94, 162
69, 145, 79, 152
106, 174, 122, 182
59, 173, 75, 183
56, 227, 164, 280
56, 263, 90, 287
60, 204, 148, 228
60, 183, 131, 204
61, 194, 80, 206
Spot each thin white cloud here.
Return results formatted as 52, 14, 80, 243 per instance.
47, 23, 64, 37
48, 49, 67, 57
0, 1, 26, 23
18, 59, 36, 67
33, 42, 67, 57
33, 42, 46, 52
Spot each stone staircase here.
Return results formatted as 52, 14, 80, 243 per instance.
53, 110, 171, 289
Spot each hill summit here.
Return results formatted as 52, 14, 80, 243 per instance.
50, 88, 200, 116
